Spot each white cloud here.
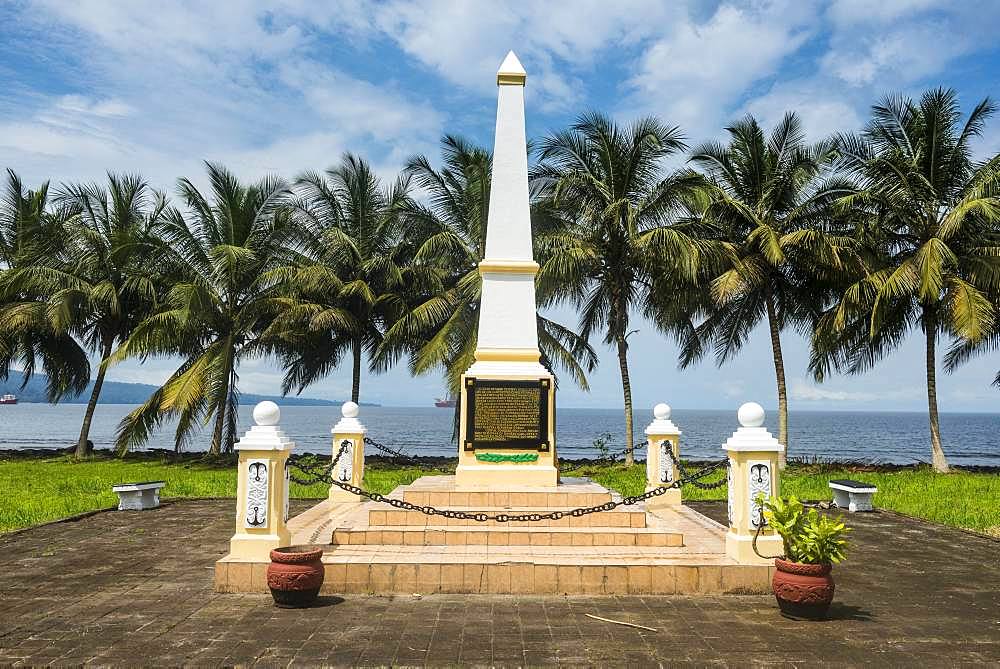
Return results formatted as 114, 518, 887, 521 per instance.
790, 380, 920, 403
373, 0, 671, 110
626, 1, 817, 138
719, 380, 746, 399
822, 23, 972, 87
55, 95, 135, 119
3, 2, 445, 193
826, 0, 938, 26
820, 3, 1000, 89
745, 80, 863, 140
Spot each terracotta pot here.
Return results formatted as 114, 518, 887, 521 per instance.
267, 545, 324, 608
772, 558, 835, 620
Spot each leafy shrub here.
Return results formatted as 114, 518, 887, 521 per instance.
758, 494, 850, 564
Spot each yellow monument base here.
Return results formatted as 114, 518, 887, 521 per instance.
454, 370, 558, 488
215, 476, 773, 596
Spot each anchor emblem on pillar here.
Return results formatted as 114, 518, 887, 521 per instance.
249, 462, 266, 482
247, 505, 264, 526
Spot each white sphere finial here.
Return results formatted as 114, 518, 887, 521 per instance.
253, 401, 280, 426
653, 403, 671, 420
738, 402, 765, 428
342, 401, 359, 419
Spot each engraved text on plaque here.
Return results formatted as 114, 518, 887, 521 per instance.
464, 378, 549, 451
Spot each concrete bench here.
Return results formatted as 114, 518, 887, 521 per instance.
112, 481, 166, 510
828, 479, 876, 512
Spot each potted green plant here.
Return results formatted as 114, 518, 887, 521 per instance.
758, 495, 849, 620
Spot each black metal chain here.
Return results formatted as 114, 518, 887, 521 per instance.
286, 449, 730, 523
663, 444, 729, 490
602, 442, 647, 462
363, 436, 455, 473
559, 442, 647, 474
286, 441, 352, 487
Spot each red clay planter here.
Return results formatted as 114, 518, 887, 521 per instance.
267, 546, 324, 608
772, 558, 835, 620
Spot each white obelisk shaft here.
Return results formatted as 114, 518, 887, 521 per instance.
466, 51, 547, 377
456, 51, 557, 487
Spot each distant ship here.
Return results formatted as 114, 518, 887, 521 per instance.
0, 394, 17, 405
434, 397, 456, 408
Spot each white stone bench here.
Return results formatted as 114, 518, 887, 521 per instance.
828, 479, 876, 512
112, 481, 166, 510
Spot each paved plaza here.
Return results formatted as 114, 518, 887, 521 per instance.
1, 499, 998, 667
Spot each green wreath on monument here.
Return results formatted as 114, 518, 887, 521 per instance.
475, 452, 539, 463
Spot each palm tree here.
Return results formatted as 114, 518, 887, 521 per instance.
531, 113, 706, 465
0, 169, 65, 269
812, 89, 1000, 472
379, 135, 597, 426
2, 173, 167, 457
111, 162, 297, 456
684, 113, 855, 467
272, 154, 416, 402
0, 170, 90, 404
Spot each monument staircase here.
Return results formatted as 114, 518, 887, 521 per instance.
276, 476, 772, 596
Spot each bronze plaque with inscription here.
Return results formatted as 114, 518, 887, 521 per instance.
463, 378, 550, 451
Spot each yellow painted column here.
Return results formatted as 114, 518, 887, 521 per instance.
329, 401, 366, 504
724, 402, 784, 565
229, 401, 293, 560
645, 403, 682, 509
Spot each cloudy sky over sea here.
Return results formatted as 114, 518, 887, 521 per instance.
2, 1, 999, 411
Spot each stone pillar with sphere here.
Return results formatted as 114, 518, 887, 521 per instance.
645, 403, 682, 508
724, 402, 785, 565
329, 401, 367, 503
229, 401, 293, 561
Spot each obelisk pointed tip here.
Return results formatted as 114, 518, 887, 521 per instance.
497, 51, 526, 85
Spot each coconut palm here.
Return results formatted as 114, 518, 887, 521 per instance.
2, 173, 168, 457
378, 135, 597, 425
0, 170, 90, 404
0, 169, 66, 269
111, 162, 297, 456
531, 113, 707, 465
271, 154, 417, 402
812, 89, 1000, 472
683, 113, 855, 467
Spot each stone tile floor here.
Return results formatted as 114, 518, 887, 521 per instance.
1, 499, 998, 667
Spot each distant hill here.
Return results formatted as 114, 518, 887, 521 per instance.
0, 370, 377, 406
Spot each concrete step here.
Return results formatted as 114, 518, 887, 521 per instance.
397, 475, 613, 508
332, 525, 684, 547
313, 554, 772, 595
401, 489, 613, 508
371, 507, 646, 528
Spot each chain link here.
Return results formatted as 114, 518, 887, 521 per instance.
286, 447, 730, 523
363, 436, 455, 473
664, 445, 729, 490
286, 441, 351, 487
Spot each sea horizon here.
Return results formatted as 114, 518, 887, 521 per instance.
3, 402, 998, 466
5, 400, 1000, 416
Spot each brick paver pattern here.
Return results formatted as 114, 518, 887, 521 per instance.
1, 500, 998, 666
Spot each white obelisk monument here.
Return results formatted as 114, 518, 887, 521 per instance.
455, 51, 558, 487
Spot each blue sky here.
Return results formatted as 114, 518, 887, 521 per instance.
2, 0, 999, 413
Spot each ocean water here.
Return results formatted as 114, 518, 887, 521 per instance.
1, 402, 998, 466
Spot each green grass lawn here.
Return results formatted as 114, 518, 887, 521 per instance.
1, 453, 998, 536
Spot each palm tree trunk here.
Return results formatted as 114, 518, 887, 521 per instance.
74, 336, 113, 459
208, 343, 235, 457
924, 310, 949, 473
351, 338, 362, 403
765, 294, 789, 469
615, 333, 635, 467
208, 396, 226, 457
